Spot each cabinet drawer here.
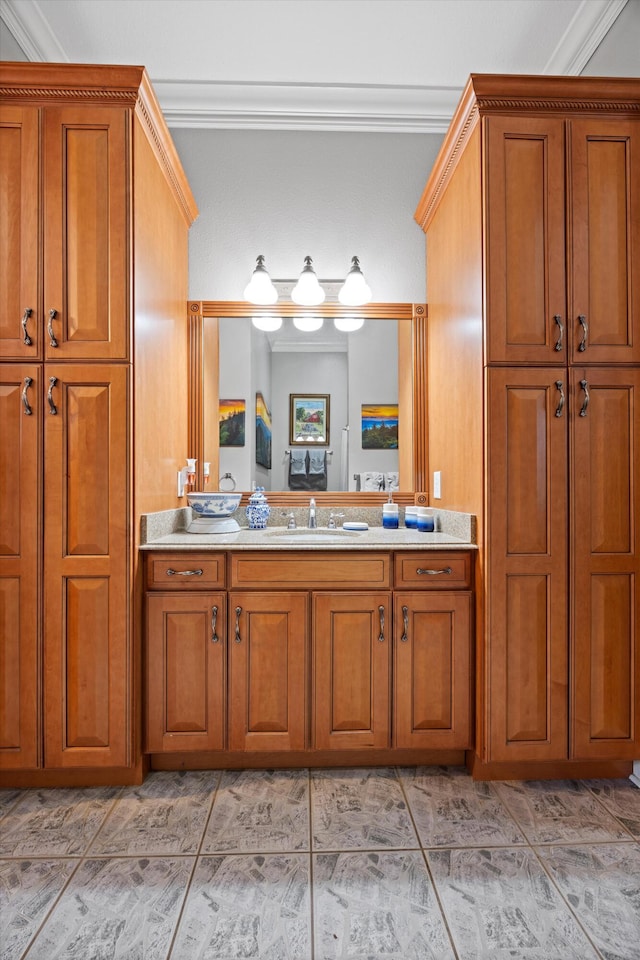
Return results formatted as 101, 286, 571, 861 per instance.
230, 551, 391, 590
394, 552, 471, 589
146, 553, 225, 590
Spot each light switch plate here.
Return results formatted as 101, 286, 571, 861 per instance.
433, 471, 441, 499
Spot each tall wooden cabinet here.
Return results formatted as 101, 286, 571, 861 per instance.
415, 75, 640, 778
0, 64, 198, 784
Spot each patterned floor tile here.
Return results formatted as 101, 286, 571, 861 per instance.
171, 853, 311, 959
311, 768, 418, 850
24, 856, 193, 960
0, 858, 77, 960
0, 787, 120, 858
313, 849, 454, 959
537, 842, 640, 960
399, 765, 525, 847
584, 778, 640, 839
202, 768, 310, 853
428, 846, 601, 959
0, 789, 23, 816
89, 770, 220, 856
493, 779, 633, 844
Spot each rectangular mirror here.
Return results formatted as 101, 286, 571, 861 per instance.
188, 301, 427, 505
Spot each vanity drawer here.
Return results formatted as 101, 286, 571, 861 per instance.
230, 551, 391, 590
146, 553, 226, 590
394, 552, 471, 589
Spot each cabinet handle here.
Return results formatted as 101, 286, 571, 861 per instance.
401, 605, 409, 643
416, 566, 452, 576
234, 605, 242, 643
166, 568, 203, 577
578, 315, 588, 352
579, 379, 590, 417
553, 315, 564, 352
378, 605, 385, 643
555, 380, 565, 418
47, 308, 59, 348
21, 307, 33, 346
22, 377, 33, 416
211, 605, 219, 643
47, 376, 57, 415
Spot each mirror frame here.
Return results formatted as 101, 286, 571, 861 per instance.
187, 300, 428, 507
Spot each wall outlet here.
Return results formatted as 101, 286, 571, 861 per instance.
433, 470, 442, 499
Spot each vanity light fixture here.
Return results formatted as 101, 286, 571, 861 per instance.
291, 256, 326, 306
292, 315, 324, 332
338, 256, 372, 306
251, 314, 283, 332
244, 255, 278, 305
334, 315, 365, 332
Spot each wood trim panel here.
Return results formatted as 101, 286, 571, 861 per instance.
230, 551, 391, 590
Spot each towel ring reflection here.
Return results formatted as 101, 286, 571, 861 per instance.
219, 472, 237, 491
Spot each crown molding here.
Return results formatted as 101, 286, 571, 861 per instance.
0, 0, 630, 132
154, 80, 462, 133
543, 0, 629, 75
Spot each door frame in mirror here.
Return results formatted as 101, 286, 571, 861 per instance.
187, 300, 428, 506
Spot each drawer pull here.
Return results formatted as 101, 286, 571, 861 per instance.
211, 605, 219, 643
166, 568, 203, 577
47, 376, 57, 415
555, 380, 565, 418
416, 566, 453, 576
401, 605, 409, 642
579, 379, 590, 418
22, 307, 33, 346
578, 314, 588, 352
553, 314, 564, 352
378, 605, 385, 643
48, 308, 59, 348
22, 377, 33, 416
235, 606, 242, 643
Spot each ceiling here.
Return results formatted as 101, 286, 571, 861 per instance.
0, 0, 631, 132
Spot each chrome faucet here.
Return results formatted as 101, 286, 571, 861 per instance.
308, 497, 317, 529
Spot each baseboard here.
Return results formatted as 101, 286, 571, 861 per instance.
150, 749, 467, 771
466, 751, 633, 782
0, 763, 146, 789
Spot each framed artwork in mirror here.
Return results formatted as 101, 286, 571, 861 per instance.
219, 398, 245, 446
290, 394, 330, 445
255, 392, 272, 468
361, 403, 398, 449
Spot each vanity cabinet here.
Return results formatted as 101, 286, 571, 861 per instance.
416, 74, 640, 778
0, 64, 197, 785
143, 549, 473, 766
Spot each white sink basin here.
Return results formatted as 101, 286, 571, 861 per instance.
264, 527, 362, 543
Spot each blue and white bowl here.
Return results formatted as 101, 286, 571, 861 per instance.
187, 492, 241, 518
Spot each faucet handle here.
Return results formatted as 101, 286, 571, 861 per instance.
327, 512, 344, 529
281, 511, 297, 529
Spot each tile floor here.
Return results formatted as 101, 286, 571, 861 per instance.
1, 766, 639, 959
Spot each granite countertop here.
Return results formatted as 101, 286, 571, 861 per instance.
140, 507, 477, 552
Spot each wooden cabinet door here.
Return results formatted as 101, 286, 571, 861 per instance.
228, 591, 307, 752
313, 591, 391, 750
570, 119, 640, 364
43, 106, 129, 361
0, 365, 41, 769
146, 593, 225, 753
394, 591, 472, 749
571, 367, 640, 759
485, 115, 566, 364
0, 106, 40, 360
486, 368, 569, 762
43, 364, 129, 768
